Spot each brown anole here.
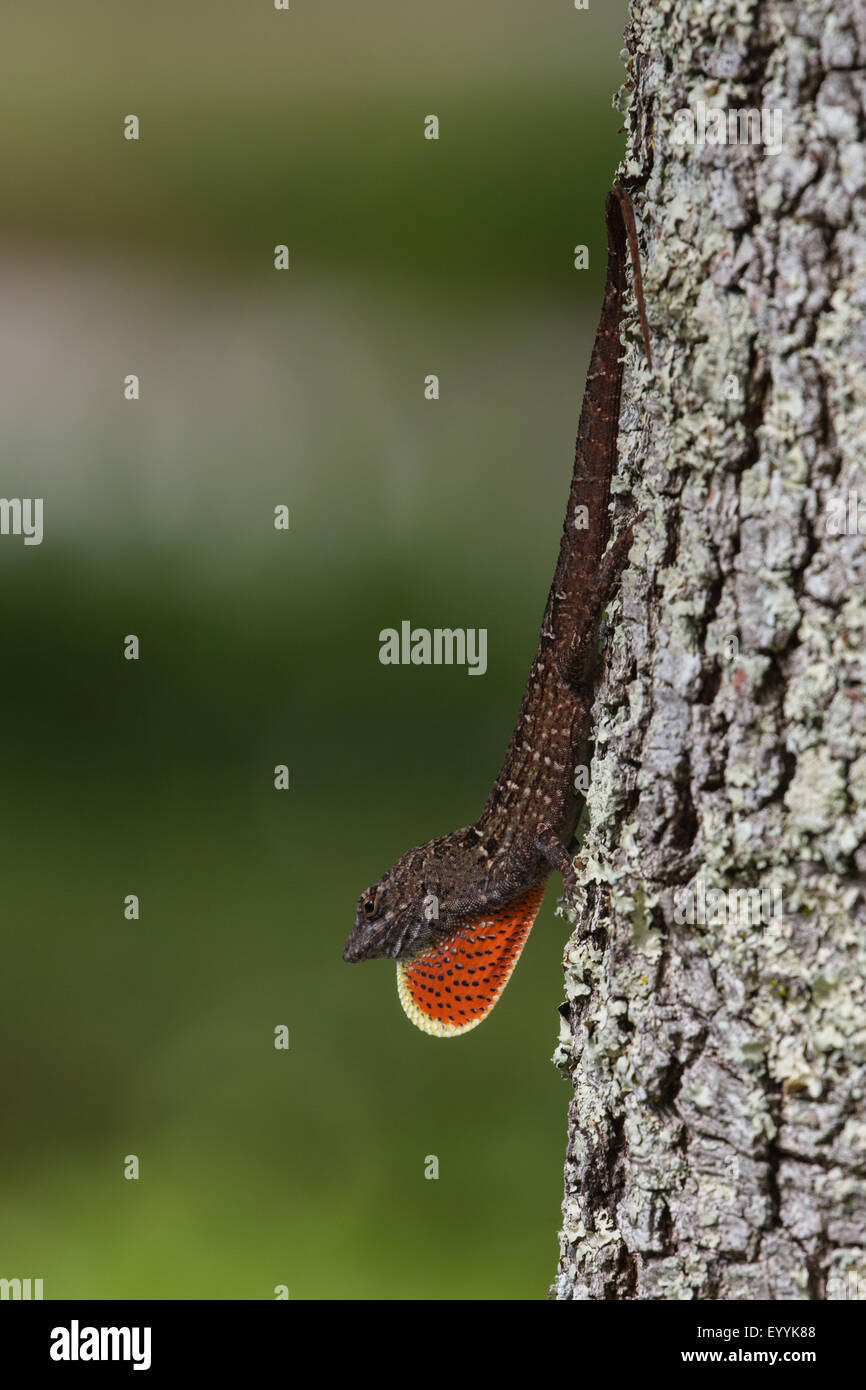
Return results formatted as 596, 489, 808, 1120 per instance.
343, 184, 652, 1036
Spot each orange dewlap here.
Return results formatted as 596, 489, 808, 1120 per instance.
396, 882, 548, 1037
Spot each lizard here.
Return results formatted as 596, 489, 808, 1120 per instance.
343, 183, 652, 1036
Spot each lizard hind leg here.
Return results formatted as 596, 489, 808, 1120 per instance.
557, 514, 642, 697
396, 882, 547, 1037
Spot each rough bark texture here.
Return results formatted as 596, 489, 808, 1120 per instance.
553, 0, 866, 1300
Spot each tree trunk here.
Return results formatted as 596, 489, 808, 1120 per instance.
553, 0, 866, 1301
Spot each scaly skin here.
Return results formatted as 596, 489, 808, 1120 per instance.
343, 185, 650, 1035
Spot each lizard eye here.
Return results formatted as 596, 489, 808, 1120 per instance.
363, 896, 377, 918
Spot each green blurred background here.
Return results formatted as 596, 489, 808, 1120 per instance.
1, 1, 628, 1299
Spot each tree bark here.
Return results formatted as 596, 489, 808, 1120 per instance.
553, 0, 866, 1300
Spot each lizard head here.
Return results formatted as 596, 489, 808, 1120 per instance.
344, 829, 548, 1037
343, 832, 478, 964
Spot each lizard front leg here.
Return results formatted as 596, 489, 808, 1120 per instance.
535, 822, 581, 899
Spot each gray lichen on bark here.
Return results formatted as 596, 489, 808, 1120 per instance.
553, 0, 866, 1300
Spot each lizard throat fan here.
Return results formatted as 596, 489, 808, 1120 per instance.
396, 883, 547, 1037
